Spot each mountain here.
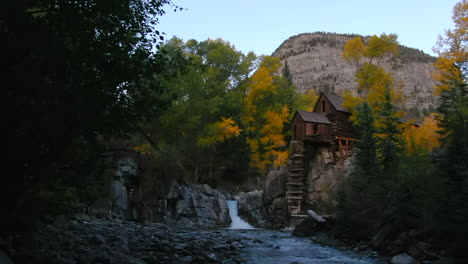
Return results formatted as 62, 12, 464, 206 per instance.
272, 32, 438, 112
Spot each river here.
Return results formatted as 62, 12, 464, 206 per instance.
224, 200, 386, 264
223, 229, 386, 264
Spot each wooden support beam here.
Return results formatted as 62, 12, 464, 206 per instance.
335, 136, 358, 141
307, 209, 326, 223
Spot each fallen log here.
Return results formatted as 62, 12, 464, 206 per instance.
306, 209, 326, 223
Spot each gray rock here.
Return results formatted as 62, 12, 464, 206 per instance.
164, 184, 231, 227
264, 167, 288, 202
236, 190, 271, 228
391, 253, 415, 264
273, 32, 437, 111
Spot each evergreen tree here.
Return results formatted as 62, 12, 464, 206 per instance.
433, 1, 468, 257
435, 68, 468, 247
375, 86, 405, 178
354, 102, 380, 181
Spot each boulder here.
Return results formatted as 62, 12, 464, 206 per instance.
264, 167, 287, 202
292, 217, 318, 237
270, 197, 289, 229
390, 253, 415, 264
235, 190, 271, 228
292, 212, 329, 237
165, 184, 231, 228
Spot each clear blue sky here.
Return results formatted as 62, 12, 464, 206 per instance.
158, 0, 459, 56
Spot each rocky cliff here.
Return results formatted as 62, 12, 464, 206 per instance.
273, 32, 438, 111
304, 145, 353, 213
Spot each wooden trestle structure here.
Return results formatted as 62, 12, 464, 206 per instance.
287, 140, 306, 216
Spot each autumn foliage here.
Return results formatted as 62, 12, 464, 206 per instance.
242, 57, 294, 173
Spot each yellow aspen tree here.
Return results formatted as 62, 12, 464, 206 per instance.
295, 89, 319, 112
342, 37, 367, 66
197, 117, 242, 146
404, 114, 441, 152
242, 57, 293, 173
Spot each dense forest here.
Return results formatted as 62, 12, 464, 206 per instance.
2, 0, 468, 262
2, 0, 317, 231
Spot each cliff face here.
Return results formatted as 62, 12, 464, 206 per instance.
273, 32, 438, 111
303, 145, 353, 213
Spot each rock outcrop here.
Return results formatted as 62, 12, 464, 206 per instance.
163, 184, 231, 228
90, 155, 233, 228
273, 32, 437, 112
305, 145, 353, 211
263, 167, 290, 228
90, 156, 138, 219
235, 190, 271, 228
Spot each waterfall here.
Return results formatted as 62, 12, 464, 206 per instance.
226, 200, 255, 229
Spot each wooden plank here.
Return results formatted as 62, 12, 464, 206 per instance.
335, 136, 358, 141
289, 168, 304, 172
287, 196, 303, 200
307, 209, 327, 223
287, 191, 303, 194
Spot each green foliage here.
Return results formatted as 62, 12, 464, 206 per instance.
338, 16, 468, 256
150, 38, 258, 185
3, 0, 177, 232
375, 87, 405, 177
434, 69, 468, 244
242, 56, 297, 173
354, 102, 380, 179
396, 148, 441, 230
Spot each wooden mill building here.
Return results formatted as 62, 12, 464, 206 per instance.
287, 93, 357, 216
291, 92, 355, 147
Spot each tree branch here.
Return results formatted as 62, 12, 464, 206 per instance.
133, 123, 161, 153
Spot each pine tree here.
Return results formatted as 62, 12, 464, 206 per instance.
436, 68, 468, 246
354, 102, 380, 180
375, 86, 404, 177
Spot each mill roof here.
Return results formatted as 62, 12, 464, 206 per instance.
296, 110, 331, 124
322, 93, 349, 113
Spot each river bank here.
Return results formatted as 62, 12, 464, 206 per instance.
3, 215, 247, 264
1, 215, 387, 264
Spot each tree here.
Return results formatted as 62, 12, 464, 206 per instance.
353, 102, 380, 179
374, 87, 405, 181
434, 0, 468, 75
294, 89, 319, 112
432, 2, 468, 251
338, 34, 408, 237
2, 0, 178, 232
341, 35, 405, 168
242, 56, 296, 173
403, 114, 441, 153
342, 37, 366, 66
342, 34, 398, 67
152, 38, 257, 184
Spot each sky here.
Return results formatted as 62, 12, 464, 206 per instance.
158, 0, 459, 57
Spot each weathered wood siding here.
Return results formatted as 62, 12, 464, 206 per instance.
291, 114, 331, 143
314, 95, 335, 115
292, 114, 305, 141
328, 112, 354, 138
304, 123, 331, 142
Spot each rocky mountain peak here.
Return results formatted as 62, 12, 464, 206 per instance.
273, 32, 438, 112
